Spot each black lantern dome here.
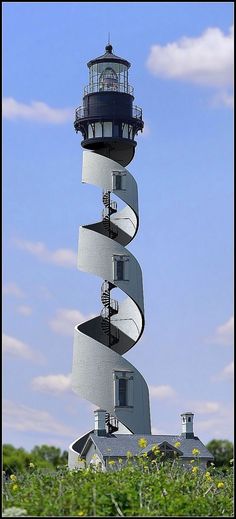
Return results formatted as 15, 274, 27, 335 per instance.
74, 44, 144, 167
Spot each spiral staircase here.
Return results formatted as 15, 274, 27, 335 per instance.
68, 150, 151, 469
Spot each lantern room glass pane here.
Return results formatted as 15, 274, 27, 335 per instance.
88, 62, 129, 93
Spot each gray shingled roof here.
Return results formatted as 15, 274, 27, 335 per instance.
86, 434, 213, 460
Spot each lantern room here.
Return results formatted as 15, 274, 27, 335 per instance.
86, 44, 131, 94
74, 44, 144, 167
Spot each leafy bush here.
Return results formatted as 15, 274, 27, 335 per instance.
2, 455, 233, 517
206, 439, 233, 468
3, 444, 67, 476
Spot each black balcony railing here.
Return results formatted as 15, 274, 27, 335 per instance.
75, 105, 143, 122
84, 83, 134, 95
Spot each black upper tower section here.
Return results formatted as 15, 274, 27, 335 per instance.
74, 44, 144, 167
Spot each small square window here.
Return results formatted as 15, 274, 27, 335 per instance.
113, 371, 134, 408
115, 174, 122, 191
113, 255, 129, 281
112, 171, 126, 191
116, 260, 124, 280
118, 378, 127, 406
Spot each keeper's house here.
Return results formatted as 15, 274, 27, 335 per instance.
71, 411, 214, 471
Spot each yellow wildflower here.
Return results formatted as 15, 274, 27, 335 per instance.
192, 448, 200, 456
108, 460, 115, 465
29, 462, 35, 468
192, 466, 198, 474
12, 484, 18, 491
10, 474, 17, 481
151, 445, 160, 456
141, 452, 148, 458
126, 451, 132, 458
138, 438, 148, 448
77, 512, 85, 516
217, 482, 224, 489
174, 441, 181, 448
190, 459, 195, 464
118, 458, 123, 464
204, 471, 212, 481
151, 444, 159, 452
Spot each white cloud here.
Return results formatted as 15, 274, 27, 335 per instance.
3, 98, 73, 123
211, 91, 234, 108
17, 305, 32, 316
149, 384, 176, 399
147, 25, 233, 87
213, 361, 234, 381
187, 400, 220, 414
2, 333, 43, 363
50, 308, 95, 336
147, 25, 233, 109
208, 316, 234, 346
215, 316, 234, 345
32, 373, 72, 394
196, 406, 234, 438
3, 282, 25, 298
3, 399, 75, 437
196, 417, 226, 432
221, 361, 234, 379
14, 238, 77, 268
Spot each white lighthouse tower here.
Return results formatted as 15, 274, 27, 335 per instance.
68, 43, 151, 468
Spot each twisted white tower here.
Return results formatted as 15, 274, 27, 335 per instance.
69, 44, 151, 468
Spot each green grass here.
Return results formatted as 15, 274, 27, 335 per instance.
2, 458, 233, 517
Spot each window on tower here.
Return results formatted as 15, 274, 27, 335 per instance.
99, 67, 118, 91
113, 371, 134, 408
112, 171, 126, 191
113, 255, 129, 281
118, 378, 127, 406
116, 260, 124, 280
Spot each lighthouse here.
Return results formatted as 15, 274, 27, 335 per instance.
68, 44, 214, 471
68, 43, 151, 468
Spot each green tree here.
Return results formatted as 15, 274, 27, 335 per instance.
206, 439, 233, 467
3, 444, 68, 475
3, 444, 30, 476
30, 445, 66, 469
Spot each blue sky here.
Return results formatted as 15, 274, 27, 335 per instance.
3, 2, 233, 452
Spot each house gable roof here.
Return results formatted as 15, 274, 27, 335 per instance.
86, 434, 213, 460
143, 441, 183, 456
80, 434, 104, 462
